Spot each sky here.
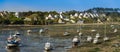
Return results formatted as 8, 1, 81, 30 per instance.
0, 0, 120, 12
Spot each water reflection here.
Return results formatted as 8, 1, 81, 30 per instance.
6, 47, 20, 52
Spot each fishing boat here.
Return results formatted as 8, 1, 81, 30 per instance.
6, 35, 21, 49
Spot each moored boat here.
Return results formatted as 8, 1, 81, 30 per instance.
44, 42, 53, 51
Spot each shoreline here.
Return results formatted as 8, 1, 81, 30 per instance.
0, 22, 119, 27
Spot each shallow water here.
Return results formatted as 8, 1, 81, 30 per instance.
0, 24, 119, 52
0, 28, 73, 52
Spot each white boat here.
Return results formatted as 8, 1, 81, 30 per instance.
103, 37, 109, 41
39, 29, 44, 33
114, 29, 118, 33
72, 36, 80, 47
87, 36, 92, 42
91, 29, 96, 32
27, 30, 32, 33
96, 33, 100, 38
93, 38, 98, 44
44, 42, 52, 51
63, 32, 70, 36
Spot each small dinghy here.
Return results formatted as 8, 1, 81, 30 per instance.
44, 42, 53, 51
103, 37, 109, 41
63, 32, 70, 36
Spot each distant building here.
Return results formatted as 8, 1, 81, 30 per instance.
70, 14, 75, 19
74, 13, 78, 17
15, 12, 19, 18
58, 18, 64, 23
46, 14, 54, 20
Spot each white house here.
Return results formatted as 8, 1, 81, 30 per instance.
58, 18, 64, 23
46, 14, 54, 20
15, 12, 19, 18
70, 14, 75, 19
74, 13, 78, 17
60, 14, 63, 19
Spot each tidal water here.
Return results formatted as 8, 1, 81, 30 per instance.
0, 27, 73, 52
